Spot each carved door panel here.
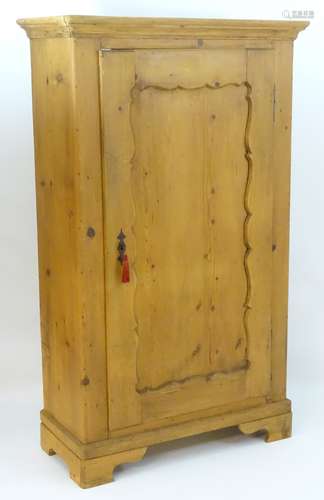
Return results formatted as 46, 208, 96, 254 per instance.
100, 49, 274, 431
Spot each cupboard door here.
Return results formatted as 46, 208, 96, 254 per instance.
100, 49, 274, 431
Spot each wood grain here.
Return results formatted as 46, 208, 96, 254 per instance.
244, 48, 274, 399
17, 16, 309, 40
41, 424, 147, 488
271, 41, 294, 401
99, 50, 141, 431
41, 399, 291, 459
30, 37, 108, 443
239, 412, 292, 442
130, 81, 249, 393
100, 48, 274, 429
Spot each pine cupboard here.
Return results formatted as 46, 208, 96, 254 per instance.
18, 16, 308, 488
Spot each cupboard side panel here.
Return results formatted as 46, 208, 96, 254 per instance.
30, 38, 108, 442
71, 38, 109, 441
271, 41, 294, 401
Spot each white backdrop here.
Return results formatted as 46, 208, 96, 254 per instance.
1, 1, 323, 498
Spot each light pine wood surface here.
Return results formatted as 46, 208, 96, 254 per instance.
99, 47, 274, 430
17, 16, 308, 488
17, 15, 308, 40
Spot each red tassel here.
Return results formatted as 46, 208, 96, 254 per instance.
121, 254, 130, 283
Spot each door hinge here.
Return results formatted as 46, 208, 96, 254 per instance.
100, 48, 135, 53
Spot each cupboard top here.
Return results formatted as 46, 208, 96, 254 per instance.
17, 15, 309, 41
